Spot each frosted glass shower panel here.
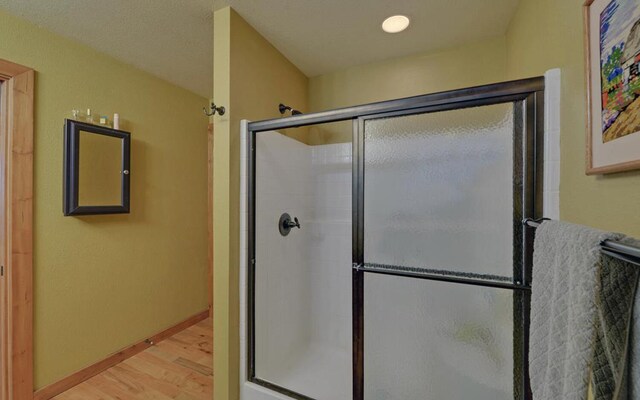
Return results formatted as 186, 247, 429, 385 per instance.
363, 103, 515, 278
364, 274, 514, 400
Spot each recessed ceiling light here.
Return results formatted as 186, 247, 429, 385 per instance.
382, 15, 410, 33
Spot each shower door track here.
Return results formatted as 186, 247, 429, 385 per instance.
247, 77, 545, 400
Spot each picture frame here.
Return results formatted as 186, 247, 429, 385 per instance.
585, 0, 640, 174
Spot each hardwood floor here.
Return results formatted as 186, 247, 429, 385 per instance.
53, 318, 213, 400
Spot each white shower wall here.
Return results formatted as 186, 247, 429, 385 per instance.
251, 131, 352, 400
254, 132, 313, 382
308, 143, 352, 352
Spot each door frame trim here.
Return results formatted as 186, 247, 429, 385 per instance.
208, 123, 214, 317
0, 58, 35, 400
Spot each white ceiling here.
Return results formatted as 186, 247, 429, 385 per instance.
215, 0, 521, 77
0, 0, 521, 97
0, 0, 214, 98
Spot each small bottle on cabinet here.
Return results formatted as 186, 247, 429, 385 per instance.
85, 108, 94, 124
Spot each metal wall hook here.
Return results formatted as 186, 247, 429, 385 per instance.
203, 102, 225, 116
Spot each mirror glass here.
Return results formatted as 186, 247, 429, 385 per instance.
78, 130, 123, 206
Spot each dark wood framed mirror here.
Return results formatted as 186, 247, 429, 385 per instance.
63, 119, 131, 216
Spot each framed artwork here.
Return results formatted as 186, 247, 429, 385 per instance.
585, 0, 640, 174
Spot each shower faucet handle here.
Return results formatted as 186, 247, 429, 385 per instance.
279, 213, 300, 236
286, 217, 301, 229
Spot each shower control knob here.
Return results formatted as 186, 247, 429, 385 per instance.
287, 217, 300, 229
279, 213, 300, 236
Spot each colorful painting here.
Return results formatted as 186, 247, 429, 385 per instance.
599, 0, 640, 143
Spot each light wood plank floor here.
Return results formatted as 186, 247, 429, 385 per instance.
54, 318, 213, 400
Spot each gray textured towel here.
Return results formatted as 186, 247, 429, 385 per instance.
530, 221, 639, 400
624, 237, 640, 399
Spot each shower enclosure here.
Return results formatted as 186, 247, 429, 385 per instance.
241, 77, 545, 400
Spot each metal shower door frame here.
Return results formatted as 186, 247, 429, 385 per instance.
247, 77, 545, 400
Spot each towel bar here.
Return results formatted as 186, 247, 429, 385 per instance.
523, 218, 640, 267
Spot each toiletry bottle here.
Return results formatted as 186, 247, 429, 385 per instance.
86, 108, 94, 124
113, 113, 120, 130
99, 115, 110, 126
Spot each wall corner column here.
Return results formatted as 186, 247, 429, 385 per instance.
213, 6, 240, 400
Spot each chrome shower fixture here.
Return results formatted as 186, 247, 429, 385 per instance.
279, 103, 303, 116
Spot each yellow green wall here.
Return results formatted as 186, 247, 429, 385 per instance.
0, 9, 210, 389
507, 0, 640, 237
212, 7, 309, 399
309, 0, 640, 238
213, 8, 233, 400
310, 35, 507, 110
308, 36, 508, 143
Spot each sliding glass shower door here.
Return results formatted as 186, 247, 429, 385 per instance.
356, 102, 534, 399
247, 78, 544, 400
